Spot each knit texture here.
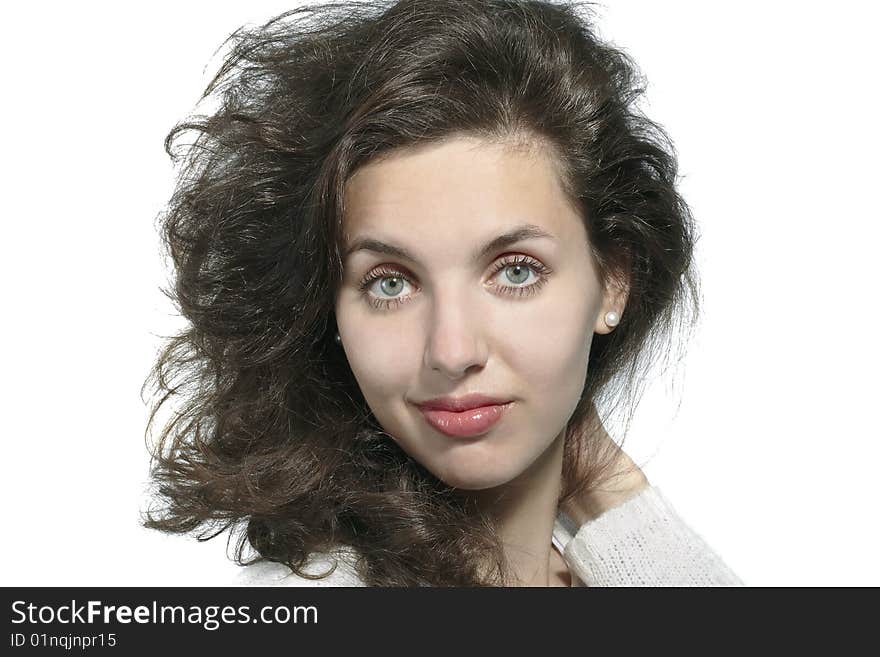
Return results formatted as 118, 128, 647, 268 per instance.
562, 485, 743, 586
234, 484, 742, 586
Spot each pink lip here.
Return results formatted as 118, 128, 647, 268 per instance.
417, 402, 514, 438
415, 393, 512, 412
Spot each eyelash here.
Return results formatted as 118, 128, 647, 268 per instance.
357, 255, 553, 311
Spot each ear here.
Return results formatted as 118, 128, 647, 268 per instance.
593, 272, 630, 335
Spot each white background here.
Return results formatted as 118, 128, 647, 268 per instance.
2, 1, 877, 586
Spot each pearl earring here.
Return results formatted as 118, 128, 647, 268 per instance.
334, 332, 342, 344
604, 311, 620, 328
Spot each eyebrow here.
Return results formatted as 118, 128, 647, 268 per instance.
344, 223, 558, 263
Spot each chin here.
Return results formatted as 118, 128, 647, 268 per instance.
431, 460, 522, 491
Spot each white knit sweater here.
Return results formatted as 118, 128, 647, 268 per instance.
234, 485, 743, 587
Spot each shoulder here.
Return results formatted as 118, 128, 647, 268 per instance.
233, 547, 367, 587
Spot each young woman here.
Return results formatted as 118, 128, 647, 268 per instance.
143, 0, 743, 587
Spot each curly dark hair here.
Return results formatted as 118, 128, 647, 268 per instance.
142, 0, 700, 586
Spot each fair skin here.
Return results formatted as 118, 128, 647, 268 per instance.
334, 134, 648, 587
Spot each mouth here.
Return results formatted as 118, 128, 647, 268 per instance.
414, 393, 513, 412
415, 401, 514, 438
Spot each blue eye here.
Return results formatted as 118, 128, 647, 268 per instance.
502, 263, 532, 285
357, 255, 552, 311
377, 276, 407, 297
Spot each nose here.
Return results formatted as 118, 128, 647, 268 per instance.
423, 287, 488, 379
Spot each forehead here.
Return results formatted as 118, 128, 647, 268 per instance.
341, 136, 580, 243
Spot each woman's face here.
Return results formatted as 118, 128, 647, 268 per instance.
335, 135, 620, 490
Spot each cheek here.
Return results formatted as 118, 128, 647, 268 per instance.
341, 318, 418, 407
503, 286, 594, 398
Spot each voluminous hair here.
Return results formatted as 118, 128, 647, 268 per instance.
143, 0, 699, 586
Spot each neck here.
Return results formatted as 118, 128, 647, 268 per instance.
469, 428, 567, 587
